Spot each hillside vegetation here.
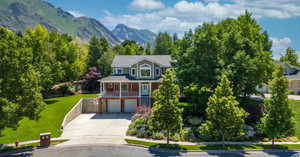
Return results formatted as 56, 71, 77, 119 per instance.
0, 0, 119, 44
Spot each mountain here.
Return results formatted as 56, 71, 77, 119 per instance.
112, 24, 156, 46
0, 0, 119, 44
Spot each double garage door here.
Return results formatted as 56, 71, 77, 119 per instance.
107, 99, 137, 113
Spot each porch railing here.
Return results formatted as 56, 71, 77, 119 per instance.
102, 91, 139, 97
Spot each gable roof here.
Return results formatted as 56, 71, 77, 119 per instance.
275, 61, 300, 71
111, 55, 172, 67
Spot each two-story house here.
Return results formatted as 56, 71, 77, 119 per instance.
257, 61, 300, 94
98, 55, 172, 113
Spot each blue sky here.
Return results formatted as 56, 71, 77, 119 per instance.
45, 0, 299, 58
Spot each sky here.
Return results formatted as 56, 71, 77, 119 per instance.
45, 0, 300, 58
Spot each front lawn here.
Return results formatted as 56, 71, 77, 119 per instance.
125, 139, 300, 151
0, 94, 97, 144
291, 100, 300, 140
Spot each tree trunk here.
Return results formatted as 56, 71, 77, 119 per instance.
272, 137, 275, 146
167, 129, 170, 145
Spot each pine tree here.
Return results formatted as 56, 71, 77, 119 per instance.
258, 66, 296, 145
149, 69, 182, 144
200, 74, 248, 147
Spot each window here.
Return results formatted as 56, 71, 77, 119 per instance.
131, 68, 136, 76
108, 83, 113, 89
155, 68, 161, 76
115, 68, 123, 74
140, 64, 151, 78
121, 84, 128, 91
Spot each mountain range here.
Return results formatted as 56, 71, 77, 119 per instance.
0, 0, 156, 45
112, 24, 156, 46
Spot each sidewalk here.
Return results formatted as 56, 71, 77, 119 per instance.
126, 136, 300, 145
2, 137, 66, 148
252, 94, 300, 100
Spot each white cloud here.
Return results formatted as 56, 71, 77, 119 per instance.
101, 0, 300, 36
271, 37, 292, 58
130, 0, 165, 11
68, 10, 85, 18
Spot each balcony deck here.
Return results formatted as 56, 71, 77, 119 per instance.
101, 91, 139, 97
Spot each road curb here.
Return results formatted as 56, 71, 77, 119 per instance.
125, 143, 300, 153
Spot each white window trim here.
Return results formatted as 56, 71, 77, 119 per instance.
155, 68, 161, 76
139, 64, 151, 78
131, 68, 136, 76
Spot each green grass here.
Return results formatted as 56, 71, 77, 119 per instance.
0, 139, 68, 153
125, 139, 300, 151
291, 100, 300, 140
0, 94, 97, 144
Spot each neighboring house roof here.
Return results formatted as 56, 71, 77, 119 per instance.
111, 55, 172, 68
99, 75, 163, 82
288, 71, 300, 81
275, 61, 300, 81
275, 61, 300, 71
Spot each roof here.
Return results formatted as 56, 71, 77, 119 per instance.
275, 61, 300, 71
99, 75, 163, 82
288, 71, 300, 81
111, 55, 172, 67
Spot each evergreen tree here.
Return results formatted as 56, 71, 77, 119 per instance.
88, 36, 108, 67
258, 66, 296, 145
153, 32, 174, 55
88, 36, 110, 76
280, 47, 299, 66
145, 42, 152, 55
200, 74, 248, 147
149, 70, 182, 144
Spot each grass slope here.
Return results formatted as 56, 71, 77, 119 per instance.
126, 139, 300, 151
0, 94, 96, 144
291, 100, 300, 140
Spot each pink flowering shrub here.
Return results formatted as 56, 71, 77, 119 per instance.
131, 105, 152, 122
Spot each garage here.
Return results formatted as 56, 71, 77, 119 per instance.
124, 99, 137, 113
107, 100, 121, 112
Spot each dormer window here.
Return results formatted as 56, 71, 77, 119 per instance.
140, 64, 151, 78
115, 68, 123, 75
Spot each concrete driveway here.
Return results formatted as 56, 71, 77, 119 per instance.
58, 113, 132, 146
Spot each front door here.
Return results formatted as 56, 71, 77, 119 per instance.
141, 83, 149, 96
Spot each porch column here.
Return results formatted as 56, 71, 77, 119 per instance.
100, 82, 102, 94
102, 83, 105, 94
149, 82, 152, 97
139, 82, 141, 97
119, 82, 122, 98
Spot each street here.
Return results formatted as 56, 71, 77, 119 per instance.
3, 145, 300, 157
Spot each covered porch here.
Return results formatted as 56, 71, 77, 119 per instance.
100, 82, 160, 97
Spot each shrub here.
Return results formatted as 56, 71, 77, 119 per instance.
152, 132, 164, 140
136, 128, 148, 138
126, 128, 137, 136
239, 97, 265, 125
183, 84, 212, 117
188, 117, 203, 126
132, 106, 151, 121
170, 133, 181, 141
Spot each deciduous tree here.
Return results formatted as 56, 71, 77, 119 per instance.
149, 70, 182, 144
200, 74, 248, 147
258, 66, 296, 145
280, 47, 299, 66
0, 27, 44, 133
